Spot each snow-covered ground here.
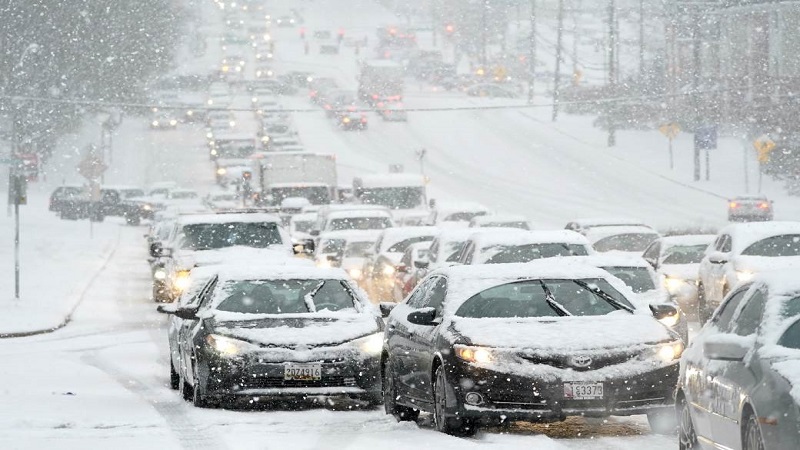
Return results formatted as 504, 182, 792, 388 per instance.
0, 0, 798, 448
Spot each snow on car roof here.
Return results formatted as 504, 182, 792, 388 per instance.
660, 234, 716, 247
435, 201, 490, 215
355, 173, 426, 188
268, 182, 330, 188
177, 212, 281, 225
568, 254, 652, 268
471, 229, 590, 249
436, 259, 636, 315
720, 221, 800, 254
378, 226, 440, 253
327, 209, 393, 220
291, 212, 317, 222
319, 229, 382, 241
471, 214, 529, 225
583, 226, 661, 243
570, 217, 650, 228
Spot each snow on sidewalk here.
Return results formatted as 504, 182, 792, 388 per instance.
0, 188, 120, 336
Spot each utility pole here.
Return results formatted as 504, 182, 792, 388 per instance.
481, 0, 489, 68
607, 0, 617, 147
552, 0, 565, 121
639, 0, 645, 78
692, 8, 702, 181
527, 0, 537, 104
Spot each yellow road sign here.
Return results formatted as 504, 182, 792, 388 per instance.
659, 122, 680, 139
753, 135, 776, 163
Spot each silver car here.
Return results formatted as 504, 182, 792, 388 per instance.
677, 271, 800, 450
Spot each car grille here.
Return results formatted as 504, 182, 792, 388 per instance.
242, 376, 357, 389
518, 352, 637, 371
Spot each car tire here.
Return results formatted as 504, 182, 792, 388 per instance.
742, 410, 765, 450
169, 360, 180, 390
192, 368, 216, 408
383, 359, 419, 421
433, 365, 477, 436
647, 408, 677, 435
180, 373, 192, 401
678, 396, 698, 449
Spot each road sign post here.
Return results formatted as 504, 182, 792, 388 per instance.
694, 125, 717, 181
8, 171, 27, 301
659, 122, 680, 169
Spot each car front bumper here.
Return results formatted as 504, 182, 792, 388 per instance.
444, 358, 679, 423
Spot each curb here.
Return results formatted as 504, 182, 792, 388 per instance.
0, 227, 122, 339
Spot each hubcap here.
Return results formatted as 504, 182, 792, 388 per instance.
383, 365, 394, 412
679, 401, 695, 447
745, 416, 763, 450
434, 369, 446, 430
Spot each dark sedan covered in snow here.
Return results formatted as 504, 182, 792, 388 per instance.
159, 266, 383, 408
381, 261, 683, 436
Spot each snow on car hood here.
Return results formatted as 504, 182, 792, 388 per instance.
734, 255, 800, 273
452, 312, 673, 352
213, 312, 379, 348
661, 263, 700, 282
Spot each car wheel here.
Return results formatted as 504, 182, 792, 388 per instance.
742, 411, 765, 450
647, 409, 677, 435
433, 365, 477, 436
383, 359, 419, 421
678, 396, 698, 449
170, 360, 180, 390
192, 368, 216, 408
179, 372, 192, 401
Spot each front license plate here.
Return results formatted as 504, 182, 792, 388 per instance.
284, 364, 322, 381
564, 382, 604, 400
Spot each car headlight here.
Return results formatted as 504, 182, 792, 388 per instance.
454, 344, 493, 364
206, 132, 213, 139
381, 264, 394, 276
342, 117, 351, 124
654, 341, 684, 362
153, 268, 167, 280
216, 167, 227, 176
206, 334, 250, 357
316, 259, 332, 269
229, 121, 236, 127
169, 119, 177, 126
173, 270, 191, 292
663, 276, 686, 293
210, 148, 218, 156
658, 309, 681, 328
352, 332, 383, 355
348, 268, 363, 279
152, 120, 159, 127
186, 110, 193, 116
142, 204, 152, 211
737, 270, 755, 282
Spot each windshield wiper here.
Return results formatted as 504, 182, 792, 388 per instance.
573, 280, 634, 313
303, 281, 326, 313
538, 281, 570, 316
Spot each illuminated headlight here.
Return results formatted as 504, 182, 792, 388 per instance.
142, 204, 153, 211
206, 131, 213, 139
264, 34, 271, 41
655, 341, 684, 362
210, 149, 218, 156
235, 66, 242, 72
348, 268, 363, 279
238, 60, 245, 66
267, 70, 273, 76
229, 121, 236, 127
664, 277, 687, 294
352, 332, 383, 355
153, 268, 167, 280
173, 270, 191, 292
169, 119, 177, 126
381, 264, 394, 276
737, 270, 755, 282
216, 167, 227, 176
252, 97, 258, 103
342, 117, 352, 124
658, 309, 681, 328
186, 110, 194, 116
454, 345, 493, 364
151, 120, 159, 127
221, 65, 230, 72
207, 99, 214, 105
256, 70, 262, 77
206, 334, 250, 357
316, 259, 332, 269
261, 136, 270, 143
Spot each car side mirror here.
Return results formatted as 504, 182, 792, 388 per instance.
149, 242, 163, 258
156, 305, 176, 314
407, 307, 437, 326
704, 335, 750, 361
396, 264, 408, 274
379, 302, 396, 318
708, 252, 728, 265
649, 303, 678, 321
413, 260, 429, 269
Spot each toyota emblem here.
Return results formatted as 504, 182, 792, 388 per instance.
569, 355, 593, 368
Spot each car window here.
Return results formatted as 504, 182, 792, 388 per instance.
642, 241, 660, 262
400, 249, 412, 266
740, 235, 800, 257
733, 290, 766, 336
215, 279, 356, 314
407, 278, 433, 308
482, 243, 589, 264
778, 319, 800, 350
424, 277, 447, 314
593, 233, 658, 253
713, 288, 749, 332
428, 239, 440, 262
600, 266, 656, 293
662, 244, 708, 264
719, 235, 732, 253
386, 236, 433, 253
462, 242, 475, 265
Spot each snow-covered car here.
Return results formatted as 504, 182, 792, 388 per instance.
337, 108, 368, 131
150, 112, 179, 129
364, 227, 439, 301
642, 234, 716, 316
425, 202, 490, 228
214, 159, 252, 187
570, 254, 688, 344
455, 229, 592, 265
316, 209, 394, 236
275, 15, 296, 27
378, 103, 408, 121
678, 271, 800, 450
340, 233, 381, 284
697, 222, 800, 323
469, 214, 532, 230
728, 194, 774, 222
381, 260, 683, 436
584, 225, 661, 255
391, 241, 431, 302
159, 265, 383, 408
565, 217, 653, 235
314, 230, 382, 270
289, 212, 317, 245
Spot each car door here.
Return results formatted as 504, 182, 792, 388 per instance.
387, 278, 433, 399
710, 288, 766, 449
642, 240, 661, 268
178, 278, 217, 381
686, 286, 750, 442
406, 276, 448, 404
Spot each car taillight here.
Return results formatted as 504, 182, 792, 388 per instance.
729, 202, 738, 208
758, 202, 770, 209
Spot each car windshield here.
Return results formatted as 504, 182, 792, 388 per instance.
345, 241, 374, 257
456, 279, 634, 318
329, 216, 393, 231
270, 186, 330, 205
662, 244, 708, 264
479, 221, 530, 230
444, 211, 486, 222
181, 222, 283, 250
386, 236, 433, 253
482, 243, 589, 264
357, 187, 424, 210
593, 233, 658, 252
443, 240, 466, 262
741, 235, 800, 257
319, 238, 345, 254
292, 220, 315, 233
170, 191, 197, 199
778, 319, 800, 350
216, 279, 356, 314
121, 189, 145, 198
601, 266, 656, 293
